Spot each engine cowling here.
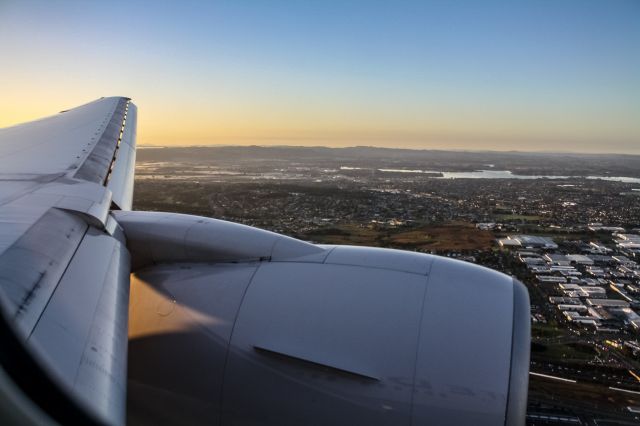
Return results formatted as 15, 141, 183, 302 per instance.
116, 211, 529, 426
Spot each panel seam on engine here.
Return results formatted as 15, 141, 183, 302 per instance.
217, 262, 262, 425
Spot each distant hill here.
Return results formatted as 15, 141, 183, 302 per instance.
136, 145, 640, 177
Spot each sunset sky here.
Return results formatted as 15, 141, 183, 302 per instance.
1, 0, 638, 153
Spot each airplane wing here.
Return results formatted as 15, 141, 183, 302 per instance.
0, 97, 135, 425
0, 98, 530, 426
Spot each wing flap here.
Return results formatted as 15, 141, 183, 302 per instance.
28, 227, 130, 426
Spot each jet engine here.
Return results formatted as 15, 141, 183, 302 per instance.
117, 211, 530, 426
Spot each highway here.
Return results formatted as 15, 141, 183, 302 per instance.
528, 371, 640, 425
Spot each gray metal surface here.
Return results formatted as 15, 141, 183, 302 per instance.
106, 102, 137, 210
0, 97, 123, 176
0, 208, 87, 336
119, 210, 531, 426
411, 256, 515, 426
113, 210, 327, 270
505, 279, 531, 426
29, 227, 131, 426
0, 97, 138, 425
324, 245, 432, 275
128, 263, 257, 426
223, 262, 428, 426
0, 96, 135, 256
74, 98, 130, 184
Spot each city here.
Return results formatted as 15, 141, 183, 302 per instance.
135, 146, 640, 425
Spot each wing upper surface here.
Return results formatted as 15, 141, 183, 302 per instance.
0, 97, 121, 176
0, 96, 136, 210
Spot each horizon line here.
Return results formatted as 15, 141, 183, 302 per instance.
137, 143, 640, 157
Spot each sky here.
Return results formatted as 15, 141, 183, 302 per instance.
0, 0, 638, 153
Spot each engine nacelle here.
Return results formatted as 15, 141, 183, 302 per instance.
116, 211, 529, 426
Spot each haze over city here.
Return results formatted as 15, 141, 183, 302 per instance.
1, 0, 638, 153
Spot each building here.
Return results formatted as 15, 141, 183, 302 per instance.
516, 235, 558, 249
588, 225, 626, 233
585, 266, 606, 277
522, 257, 546, 266
613, 255, 637, 267
563, 311, 598, 325
583, 287, 607, 297
537, 275, 566, 283
585, 299, 630, 308
549, 297, 581, 305
560, 270, 582, 277
476, 223, 497, 231
498, 237, 521, 248
557, 304, 588, 312
566, 254, 595, 266
499, 235, 558, 249
616, 233, 640, 243
559, 283, 581, 290
589, 242, 613, 254
529, 266, 551, 274
588, 255, 614, 266
610, 308, 640, 330
544, 254, 572, 266
581, 278, 599, 286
